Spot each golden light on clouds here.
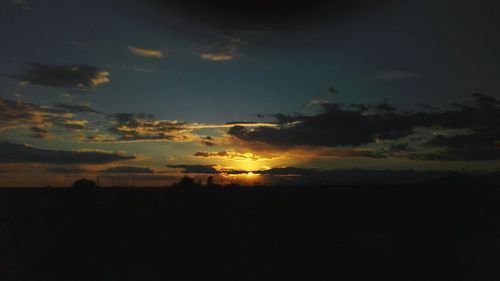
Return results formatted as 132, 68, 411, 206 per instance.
88, 70, 110, 87
128, 46, 164, 58
193, 149, 286, 173
201, 53, 234, 61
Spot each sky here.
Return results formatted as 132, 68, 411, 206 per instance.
0, 0, 499, 186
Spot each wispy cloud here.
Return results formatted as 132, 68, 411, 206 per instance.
30, 126, 50, 139
201, 53, 235, 61
0, 142, 134, 164
197, 37, 241, 61
78, 113, 276, 143
193, 150, 276, 161
305, 99, 330, 108
128, 46, 163, 58
0, 99, 98, 140
100, 166, 154, 174
54, 103, 99, 114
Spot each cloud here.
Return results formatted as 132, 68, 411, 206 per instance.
7, 63, 110, 88
45, 166, 91, 174
86, 113, 276, 143
59, 119, 88, 130
228, 94, 500, 161
305, 99, 330, 108
0, 142, 135, 164
0, 98, 82, 134
167, 164, 220, 174
327, 87, 339, 95
165, 165, 447, 185
229, 103, 392, 147
256, 166, 320, 176
54, 103, 99, 113
200, 136, 216, 146
193, 150, 276, 161
324, 148, 388, 159
104, 174, 178, 182
198, 37, 240, 61
408, 147, 500, 161
408, 126, 500, 161
128, 46, 163, 58
0, 99, 90, 134
100, 166, 154, 174
166, 164, 249, 175
369, 70, 421, 80
253, 167, 451, 184
107, 113, 200, 142
201, 53, 235, 61
30, 126, 50, 139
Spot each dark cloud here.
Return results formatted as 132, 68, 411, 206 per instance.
107, 113, 193, 142
257, 167, 321, 176
54, 103, 99, 113
101, 113, 276, 143
210, 166, 447, 184
228, 94, 500, 161
228, 94, 500, 153
45, 166, 91, 174
100, 166, 154, 174
113, 113, 155, 123
409, 128, 500, 161
408, 147, 500, 161
374, 99, 396, 112
229, 103, 402, 147
200, 136, 216, 146
7, 63, 110, 88
0, 142, 134, 164
273, 168, 447, 184
30, 126, 50, 139
167, 164, 220, 174
145, 0, 393, 32
193, 151, 227, 158
193, 150, 276, 161
107, 174, 178, 181
327, 87, 339, 95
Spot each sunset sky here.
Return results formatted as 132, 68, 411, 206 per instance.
1, 0, 499, 186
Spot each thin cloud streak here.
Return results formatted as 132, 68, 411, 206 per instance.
128, 46, 163, 58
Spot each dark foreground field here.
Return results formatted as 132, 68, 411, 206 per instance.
1, 184, 500, 281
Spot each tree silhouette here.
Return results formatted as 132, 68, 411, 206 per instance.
173, 175, 202, 188
206, 175, 215, 186
70, 178, 99, 190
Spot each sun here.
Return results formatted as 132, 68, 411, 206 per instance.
246, 171, 255, 177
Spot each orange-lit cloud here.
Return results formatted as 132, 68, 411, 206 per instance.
0, 99, 83, 134
197, 37, 240, 61
201, 53, 235, 61
81, 113, 276, 143
193, 150, 277, 161
128, 46, 163, 58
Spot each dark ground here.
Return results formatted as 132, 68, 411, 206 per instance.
1, 184, 500, 281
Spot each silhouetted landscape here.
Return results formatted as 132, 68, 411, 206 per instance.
1, 173, 500, 280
